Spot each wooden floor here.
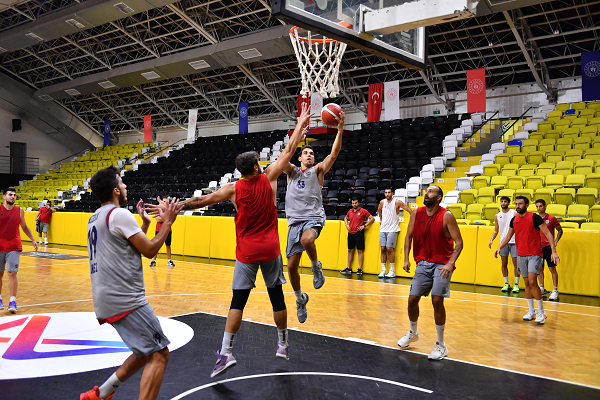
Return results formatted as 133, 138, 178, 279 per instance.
5, 244, 600, 389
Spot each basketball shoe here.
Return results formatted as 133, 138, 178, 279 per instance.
211, 351, 237, 378
80, 386, 113, 400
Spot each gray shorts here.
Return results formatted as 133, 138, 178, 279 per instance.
409, 261, 453, 298
517, 255, 543, 277
0, 251, 20, 273
37, 222, 49, 233
111, 304, 170, 358
499, 243, 517, 258
380, 231, 399, 248
286, 219, 324, 258
232, 254, 286, 290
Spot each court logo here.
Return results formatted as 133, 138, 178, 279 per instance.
240, 107, 248, 118
0, 312, 193, 380
584, 61, 600, 78
468, 79, 484, 95
386, 88, 398, 101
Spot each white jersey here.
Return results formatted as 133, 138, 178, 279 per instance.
497, 208, 516, 244
380, 199, 400, 233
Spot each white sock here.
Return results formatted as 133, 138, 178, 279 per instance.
410, 320, 418, 334
436, 324, 445, 344
536, 299, 544, 313
389, 263, 395, 271
515, 277, 520, 285
381, 263, 386, 272
294, 290, 304, 302
99, 372, 122, 399
310, 258, 319, 268
10, 296, 16, 302
504, 276, 509, 284
540, 284, 545, 291
554, 286, 558, 292
221, 332, 235, 355
526, 298, 535, 312
277, 328, 288, 345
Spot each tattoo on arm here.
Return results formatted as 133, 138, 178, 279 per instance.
180, 197, 201, 211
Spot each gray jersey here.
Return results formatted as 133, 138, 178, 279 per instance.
285, 166, 326, 225
88, 205, 148, 320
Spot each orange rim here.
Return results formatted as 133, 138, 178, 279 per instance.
290, 26, 337, 43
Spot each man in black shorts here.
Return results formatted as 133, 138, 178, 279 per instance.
535, 199, 563, 300
340, 198, 374, 276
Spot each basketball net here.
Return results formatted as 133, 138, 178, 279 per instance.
289, 27, 347, 99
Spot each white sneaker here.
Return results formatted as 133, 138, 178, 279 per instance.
378, 269, 386, 278
397, 330, 419, 348
535, 311, 547, 324
44, 240, 48, 245
385, 269, 396, 278
523, 310, 536, 321
549, 290, 559, 301
428, 341, 448, 360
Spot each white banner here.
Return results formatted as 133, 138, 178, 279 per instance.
384, 80, 400, 121
311, 92, 323, 114
187, 109, 198, 141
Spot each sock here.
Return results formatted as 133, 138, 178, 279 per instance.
10, 296, 16, 302
277, 328, 288, 345
381, 263, 386, 272
98, 372, 122, 399
436, 324, 445, 344
554, 286, 558, 292
526, 298, 535, 312
389, 263, 395, 271
536, 299, 544, 313
294, 290, 304, 302
221, 332, 235, 355
504, 276, 509, 284
515, 277, 520, 285
310, 258, 319, 268
409, 320, 418, 334
540, 284, 545, 291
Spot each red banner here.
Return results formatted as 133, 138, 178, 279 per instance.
298, 94, 310, 116
143, 115, 152, 143
467, 68, 486, 113
368, 83, 383, 122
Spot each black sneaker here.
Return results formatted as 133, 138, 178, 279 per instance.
339, 267, 352, 275
357, 269, 363, 276
149, 260, 156, 267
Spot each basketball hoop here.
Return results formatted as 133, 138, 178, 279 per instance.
289, 26, 347, 99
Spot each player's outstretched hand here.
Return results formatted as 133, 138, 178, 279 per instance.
403, 261, 411, 273
144, 196, 166, 215
136, 199, 151, 225
335, 110, 345, 130
33, 241, 38, 252
298, 101, 314, 127
301, 125, 308, 142
158, 197, 180, 224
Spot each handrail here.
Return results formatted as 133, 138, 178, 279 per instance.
128, 137, 187, 167
500, 106, 533, 141
463, 111, 499, 143
0, 155, 39, 175
51, 148, 91, 168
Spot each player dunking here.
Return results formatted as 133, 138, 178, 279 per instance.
81, 167, 180, 400
284, 109, 345, 323
152, 104, 312, 378
398, 186, 463, 360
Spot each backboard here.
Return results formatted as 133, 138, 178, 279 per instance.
271, 0, 428, 70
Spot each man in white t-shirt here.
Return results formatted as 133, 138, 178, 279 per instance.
488, 196, 519, 293
377, 188, 411, 278
81, 166, 180, 400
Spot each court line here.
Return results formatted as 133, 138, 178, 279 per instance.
169, 372, 433, 399
18, 261, 89, 269
168, 309, 600, 391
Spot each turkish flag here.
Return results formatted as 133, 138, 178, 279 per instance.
467, 69, 486, 113
368, 83, 383, 122
298, 94, 310, 116
143, 115, 152, 143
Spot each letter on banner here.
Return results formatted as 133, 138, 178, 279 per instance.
582, 51, 600, 102
103, 120, 111, 147
239, 102, 249, 134
467, 68, 486, 113
187, 109, 198, 142
143, 115, 152, 143
384, 81, 400, 121
368, 83, 383, 122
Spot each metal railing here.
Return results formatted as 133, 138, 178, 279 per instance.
500, 106, 534, 141
0, 155, 39, 175
463, 111, 500, 143
51, 148, 91, 168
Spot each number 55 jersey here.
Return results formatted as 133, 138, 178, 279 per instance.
285, 166, 326, 225
87, 205, 148, 322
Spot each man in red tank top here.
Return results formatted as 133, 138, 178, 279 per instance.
398, 186, 463, 361
0, 187, 38, 313
494, 196, 559, 325
150, 103, 313, 378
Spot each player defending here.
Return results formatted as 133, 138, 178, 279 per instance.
488, 196, 519, 293
0, 187, 38, 314
150, 104, 313, 378
494, 196, 559, 324
398, 186, 463, 360
378, 188, 411, 278
284, 109, 345, 323
81, 167, 180, 400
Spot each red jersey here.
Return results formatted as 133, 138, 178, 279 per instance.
412, 206, 454, 265
38, 207, 53, 223
540, 214, 559, 248
234, 173, 280, 263
0, 205, 22, 252
510, 212, 544, 257
155, 221, 172, 232
346, 207, 371, 234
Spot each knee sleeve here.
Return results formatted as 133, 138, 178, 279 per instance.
267, 285, 286, 312
230, 289, 252, 311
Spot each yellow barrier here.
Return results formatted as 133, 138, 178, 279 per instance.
16, 211, 600, 297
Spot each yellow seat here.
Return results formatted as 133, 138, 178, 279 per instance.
548, 110, 564, 118
585, 149, 600, 161
483, 203, 501, 221
555, 104, 570, 112
564, 174, 585, 188
496, 189, 515, 203
465, 204, 484, 221
515, 189, 534, 204
511, 152, 528, 166
581, 222, 600, 230
535, 188, 554, 204
483, 164, 500, 177
538, 122, 554, 132
575, 159, 594, 175
571, 117, 589, 127
591, 117, 600, 126
588, 102, 600, 110
521, 144, 537, 153
546, 151, 564, 163
562, 127, 581, 139
490, 175, 507, 189
545, 174, 565, 189
555, 161, 574, 175
576, 188, 598, 207
581, 126, 599, 138
556, 137, 573, 152
564, 149, 583, 162
501, 165, 518, 177
547, 204, 567, 221
565, 204, 589, 223
585, 173, 600, 191
527, 204, 537, 213
495, 154, 512, 166
537, 163, 555, 176
447, 203, 466, 219
459, 189, 478, 205
526, 176, 545, 190
471, 220, 492, 226
523, 138, 538, 146
529, 132, 544, 142
593, 136, 600, 149
456, 219, 471, 225
472, 176, 491, 189
538, 138, 556, 153
554, 188, 576, 206
517, 168, 536, 177
476, 187, 496, 205
506, 145, 521, 154
573, 137, 591, 151
572, 102, 586, 110
545, 130, 561, 140
561, 222, 580, 229
591, 205, 600, 222
527, 151, 545, 164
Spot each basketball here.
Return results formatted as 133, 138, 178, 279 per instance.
321, 103, 343, 127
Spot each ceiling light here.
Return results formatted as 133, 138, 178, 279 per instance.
141, 71, 160, 80
25, 32, 44, 42
189, 60, 210, 70
238, 48, 262, 59
488, 42, 493, 47
66, 19, 85, 29
553, 29, 560, 35
0, 47, 6, 54
98, 81, 117, 89
114, 2, 134, 14
38, 94, 53, 101
65, 88, 81, 96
